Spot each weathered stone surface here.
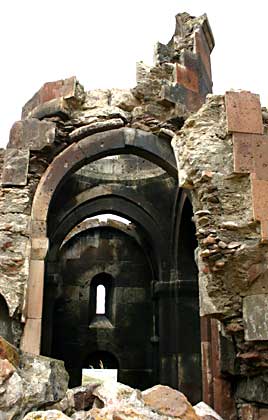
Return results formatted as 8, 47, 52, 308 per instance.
0, 211, 30, 316
160, 82, 203, 112
251, 176, 268, 221
232, 132, 256, 173
22, 77, 84, 119
154, 12, 214, 65
72, 106, 130, 125
48, 383, 99, 415
172, 94, 264, 318
133, 61, 174, 102
92, 381, 134, 406
0, 358, 15, 385
253, 134, 268, 180
193, 402, 223, 419
83, 89, 109, 109
225, 91, 263, 135
110, 89, 139, 111
87, 382, 205, 419
0, 352, 69, 419
236, 375, 268, 405
0, 187, 31, 214
69, 118, 124, 142
194, 27, 212, 80
142, 385, 199, 419
2, 10, 268, 416
9, 119, 56, 151
175, 64, 199, 93
22, 411, 71, 420
0, 336, 19, 367
2, 148, 30, 186
0, 254, 29, 316
28, 98, 71, 120
243, 294, 268, 340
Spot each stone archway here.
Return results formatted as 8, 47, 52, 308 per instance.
48, 225, 155, 389
21, 128, 177, 355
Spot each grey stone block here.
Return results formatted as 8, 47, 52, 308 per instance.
2, 149, 29, 186
243, 294, 268, 340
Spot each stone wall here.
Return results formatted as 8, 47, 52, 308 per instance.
0, 12, 210, 339
172, 92, 268, 417
1, 10, 268, 418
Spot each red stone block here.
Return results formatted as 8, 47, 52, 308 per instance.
253, 134, 268, 180
185, 89, 204, 113
175, 64, 199, 93
22, 76, 77, 119
213, 377, 237, 420
8, 119, 55, 151
225, 91, 263, 134
260, 220, 268, 243
251, 175, 268, 221
194, 28, 212, 80
200, 316, 211, 342
233, 132, 256, 173
40, 76, 76, 103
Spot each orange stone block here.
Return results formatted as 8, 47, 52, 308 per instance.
40, 76, 76, 103
20, 318, 42, 355
225, 91, 263, 134
27, 259, 45, 319
253, 134, 268, 180
233, 132, 256, 173
251, 175, 268, 221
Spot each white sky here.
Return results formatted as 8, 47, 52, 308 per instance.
1, 0, 267, 147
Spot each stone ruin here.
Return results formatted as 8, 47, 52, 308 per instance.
1, 11, 268, 420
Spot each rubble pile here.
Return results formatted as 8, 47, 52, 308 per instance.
0, 336, 222, 420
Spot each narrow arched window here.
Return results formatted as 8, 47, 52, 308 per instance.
89, 272, 114, 323
96, 284, 106, 314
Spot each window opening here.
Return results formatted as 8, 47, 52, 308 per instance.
96, 284, 106, 314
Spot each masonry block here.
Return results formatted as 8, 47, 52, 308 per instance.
1, 148, 29, 186
22, 76, 77, 119
253, 134, 268, 180
233, 132, 256, 173
251, 175, 268, 221
243, 294, 268, 340
225, 91, 263, 134
27, 259, 45, 319
31, 237, 49, 260
175, 64, 199, 93
194, 27, 212, 80
160, 83, 203, 112
20, 318, 42, 355
40, 76, 76, 103
9, 119, 56, 151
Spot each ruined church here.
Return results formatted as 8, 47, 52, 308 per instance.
1, 11, 268, 420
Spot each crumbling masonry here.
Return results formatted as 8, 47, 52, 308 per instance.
1, 12, 268, 419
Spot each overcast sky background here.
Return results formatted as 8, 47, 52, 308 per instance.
1, 0, 267, 147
